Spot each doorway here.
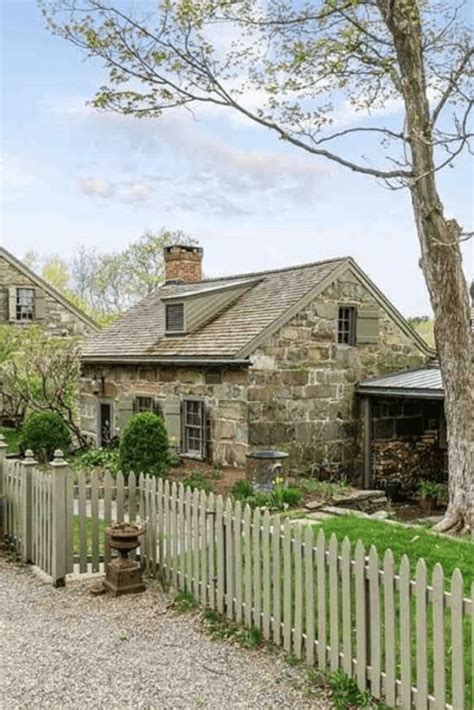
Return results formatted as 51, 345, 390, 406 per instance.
98, 402, 113, 446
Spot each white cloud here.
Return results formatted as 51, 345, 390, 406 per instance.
79, 176, 154, 204
79, 176, 114, 198
0, 154, 36, 191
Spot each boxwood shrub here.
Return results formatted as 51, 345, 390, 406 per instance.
119, 412, 169, 476
20, 412, 71, 463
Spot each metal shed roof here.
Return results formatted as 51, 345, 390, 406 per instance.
356, 367, 444, 399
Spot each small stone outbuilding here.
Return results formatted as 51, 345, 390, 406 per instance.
0, 246, 98, 337
80, 245, 435, 480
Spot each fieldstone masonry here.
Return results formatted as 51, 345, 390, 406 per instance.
0, 254, 94, 337
81, 272, 427, 477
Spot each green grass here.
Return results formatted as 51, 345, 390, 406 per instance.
413, 319, 435, 346
315, 515, 473, 589
0, 426, 21, 454
72, 515, 107, 556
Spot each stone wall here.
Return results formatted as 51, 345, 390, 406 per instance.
80, 364, 250, 467
247, 272, 427, 478
0, 255, 94, 337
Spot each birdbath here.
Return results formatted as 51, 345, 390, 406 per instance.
246, 449, 289, 492
103, 522, 146, 597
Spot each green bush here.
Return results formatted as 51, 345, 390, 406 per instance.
230, 479, 254, 500
73, 447, 120, 475
20, 412, 71, 463
230, 480, 303, 511
118, 412, 169, 476
182, 470, 213, 493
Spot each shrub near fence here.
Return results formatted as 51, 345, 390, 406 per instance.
0, 437, 472, 710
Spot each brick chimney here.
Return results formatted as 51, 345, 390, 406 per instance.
164, 245, 203, 284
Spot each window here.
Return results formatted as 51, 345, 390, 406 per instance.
135, 396, 154, 413
165, 303, 185, 333
182, 399, 206, 457
338, 305, 357, 345
16, 288, 35, 321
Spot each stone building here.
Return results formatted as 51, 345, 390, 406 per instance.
80, 245, 441, 483
0, 246, 98, 337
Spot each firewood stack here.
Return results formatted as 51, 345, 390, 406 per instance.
373, 431, 446, 494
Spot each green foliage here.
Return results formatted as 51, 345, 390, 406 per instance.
118, 412, 169, 476
0, 427, 21, 454
230, 479, 254, 500
297, 478, 348, 500
20, 411, 71, 463
231, 480, 303, 511
72, 446, 120, 475
419, 480, 444, 500
182, 470, 213, 493
328, 670, 372, 709
174, 590, 199, 614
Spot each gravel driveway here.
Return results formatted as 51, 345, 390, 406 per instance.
1, 558, 330, 710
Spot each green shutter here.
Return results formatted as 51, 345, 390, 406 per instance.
34, 288, 46, 320
163, 398, 182, 447
356, 307, 380, 344
117, 396, 134, 435
8, 287, 17, 321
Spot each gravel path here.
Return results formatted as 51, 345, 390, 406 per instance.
1, 558, 330, 710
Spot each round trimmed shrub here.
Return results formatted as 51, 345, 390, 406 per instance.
119, 412, 169, 476
20, 412, 71, 463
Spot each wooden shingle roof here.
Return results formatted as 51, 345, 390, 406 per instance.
82, 257, 347, 363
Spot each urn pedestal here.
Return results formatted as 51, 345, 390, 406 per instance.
103, 524, 146, 597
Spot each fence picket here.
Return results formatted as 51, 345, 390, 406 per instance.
293, 523, 303, 658
369, 545, 381, 698
178, 484, 186, 590
185, 486, 193, 593
116, 472, 124, 522
272, 515, 281, 646
207, 492, 215, 610
341, 537, 352, 675
171, 482, 178, 589
329, 533, 339, 672
234, 500, 243, 623
244, 504, 252, 627
103, 471, 112, 568
451, 569, 464, 710
129, 473, 137, 524
399, 555, 411, 709
383, 549, 396, 707
355, 540, 366, 691
432, 563, 445, 710
200, 489, 208, 606
193, 489, 201, 600
304, 524, 315, 665
90, 471, 99, 573
415, 558, 428, 709
317, 528, 327, 670
78, 470, 87, 573
150, 476, 157, 575
283, 517, 292, 652
253, 508, 262, 630
215, 495, 225, 614
65, 470, 73, 573
262, 510, 271, 641
157, 478, 164, 574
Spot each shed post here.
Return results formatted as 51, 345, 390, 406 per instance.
362, 397, 372, 489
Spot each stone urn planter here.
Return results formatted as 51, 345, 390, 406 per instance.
103, 522, 146, 597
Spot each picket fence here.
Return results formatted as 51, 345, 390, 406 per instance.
0, 441, 472, 710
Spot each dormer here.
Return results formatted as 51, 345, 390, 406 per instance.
163, 279, 261, 336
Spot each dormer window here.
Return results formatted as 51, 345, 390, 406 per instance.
165, 303, 185, 333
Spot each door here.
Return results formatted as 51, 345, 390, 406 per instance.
99, 402, 112, 446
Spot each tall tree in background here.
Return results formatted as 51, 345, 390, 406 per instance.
25, 229, 196, 323
42, 0, 473, 531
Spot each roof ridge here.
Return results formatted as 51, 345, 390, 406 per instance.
195, 255, 350, 284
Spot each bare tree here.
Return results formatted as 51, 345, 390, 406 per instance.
41, 0, 473, 531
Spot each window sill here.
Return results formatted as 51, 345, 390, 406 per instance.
181, 452, 204, 461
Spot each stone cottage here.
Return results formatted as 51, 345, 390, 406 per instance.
80, 245, 440, 483
0, 246, 98, 337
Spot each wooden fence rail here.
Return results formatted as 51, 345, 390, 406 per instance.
0, 438, 472, 710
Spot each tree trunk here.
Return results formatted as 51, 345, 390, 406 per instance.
378, 0, 473, 531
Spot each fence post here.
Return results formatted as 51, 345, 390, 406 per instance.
51, 449, 68, 588
0, 433, 7, 542
21, 449, 36, 563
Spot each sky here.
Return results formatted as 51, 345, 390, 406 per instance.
1, 0, 472, 317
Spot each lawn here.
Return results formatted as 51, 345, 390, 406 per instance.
0, 426, 21, 454
72, 515, 107, 556
315, 514, 473, 590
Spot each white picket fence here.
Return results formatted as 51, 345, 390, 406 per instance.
0, 441, 472, 710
